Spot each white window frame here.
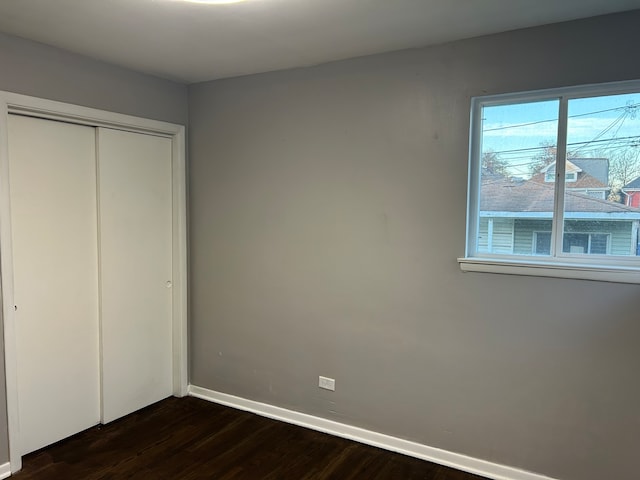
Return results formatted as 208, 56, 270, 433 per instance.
459, 79, 640, 284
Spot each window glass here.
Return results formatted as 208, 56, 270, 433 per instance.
534, 232, 551, 255
468, 82, 640, 269
563, 93, 640, 256
464, 80, 640, 285
478, 100, 559, 257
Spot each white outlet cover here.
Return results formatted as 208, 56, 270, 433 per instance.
318, 376, 335, 391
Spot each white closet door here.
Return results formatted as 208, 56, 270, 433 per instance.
97, 128, 173, 423
9, 115, 101, 455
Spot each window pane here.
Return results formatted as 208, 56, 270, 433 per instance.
563, 233, 589, 254
563, 93, 640, 256
534, 232, 551, 255
590, 234, 609, 254
478, 100, 559, 256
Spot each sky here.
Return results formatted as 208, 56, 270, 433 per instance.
480, 91, 640, 178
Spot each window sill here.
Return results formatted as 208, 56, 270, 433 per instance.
457, 257, 640, 284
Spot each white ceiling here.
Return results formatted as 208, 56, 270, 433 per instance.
0, 0, 639, 84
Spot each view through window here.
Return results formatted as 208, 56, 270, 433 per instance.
471, 83, 640, 263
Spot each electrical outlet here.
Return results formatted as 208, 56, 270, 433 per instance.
318, 376, 335, 391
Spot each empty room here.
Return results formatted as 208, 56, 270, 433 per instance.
0, 1, 639, 479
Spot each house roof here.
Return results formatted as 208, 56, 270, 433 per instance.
571, 158, 609, 185
624, 176, 640, 190
541, 160, 581, 174
481, 173, 640, 215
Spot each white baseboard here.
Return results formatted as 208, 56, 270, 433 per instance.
0, 462, 10, 479
188, 385, 558, 480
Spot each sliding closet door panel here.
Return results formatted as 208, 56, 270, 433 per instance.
9, 115, 101, 455
98, 128, 173, 423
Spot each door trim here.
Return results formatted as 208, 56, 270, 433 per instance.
0, 92, 188, 474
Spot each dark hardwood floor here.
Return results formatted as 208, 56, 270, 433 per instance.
14, 396, 487, 479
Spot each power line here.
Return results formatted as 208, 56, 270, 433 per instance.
570, 110, 628, 155
482, 102, 640, 132
486, 135, 640, 156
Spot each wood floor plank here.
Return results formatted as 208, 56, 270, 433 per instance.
13, 396, 488, 480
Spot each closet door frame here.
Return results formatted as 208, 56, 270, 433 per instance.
0, 91, 188, 474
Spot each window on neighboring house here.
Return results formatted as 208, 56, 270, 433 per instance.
533, 231, 552, 255
534, 231, 610, 255
460, 80, 640, 282
544, 169, 576, 182
544, 170, 554, 182
586, 190, 606, 199
564, 233, 610, 255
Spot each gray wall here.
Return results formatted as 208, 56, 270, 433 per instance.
0, 32, 188, 465
0, 32, 188, 124
189, 11, 640, 480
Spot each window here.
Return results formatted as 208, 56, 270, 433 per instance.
544, 167, 576, 182
461, 80, 640, 283
533, 231, 551, 255
534, 231, 610, 255
564, 233, 610, 254
586, 190, 606, 199
544, 171, 553, 182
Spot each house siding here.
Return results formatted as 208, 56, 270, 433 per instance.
626, 191, 640, 208
478, 218, 514, 254
514, 219, 552, 255
513, 219, 634, 256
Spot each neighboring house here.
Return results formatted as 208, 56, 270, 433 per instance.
531, 158, 610, 200
479, 171, 640, 256
623, 176, 640, 207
